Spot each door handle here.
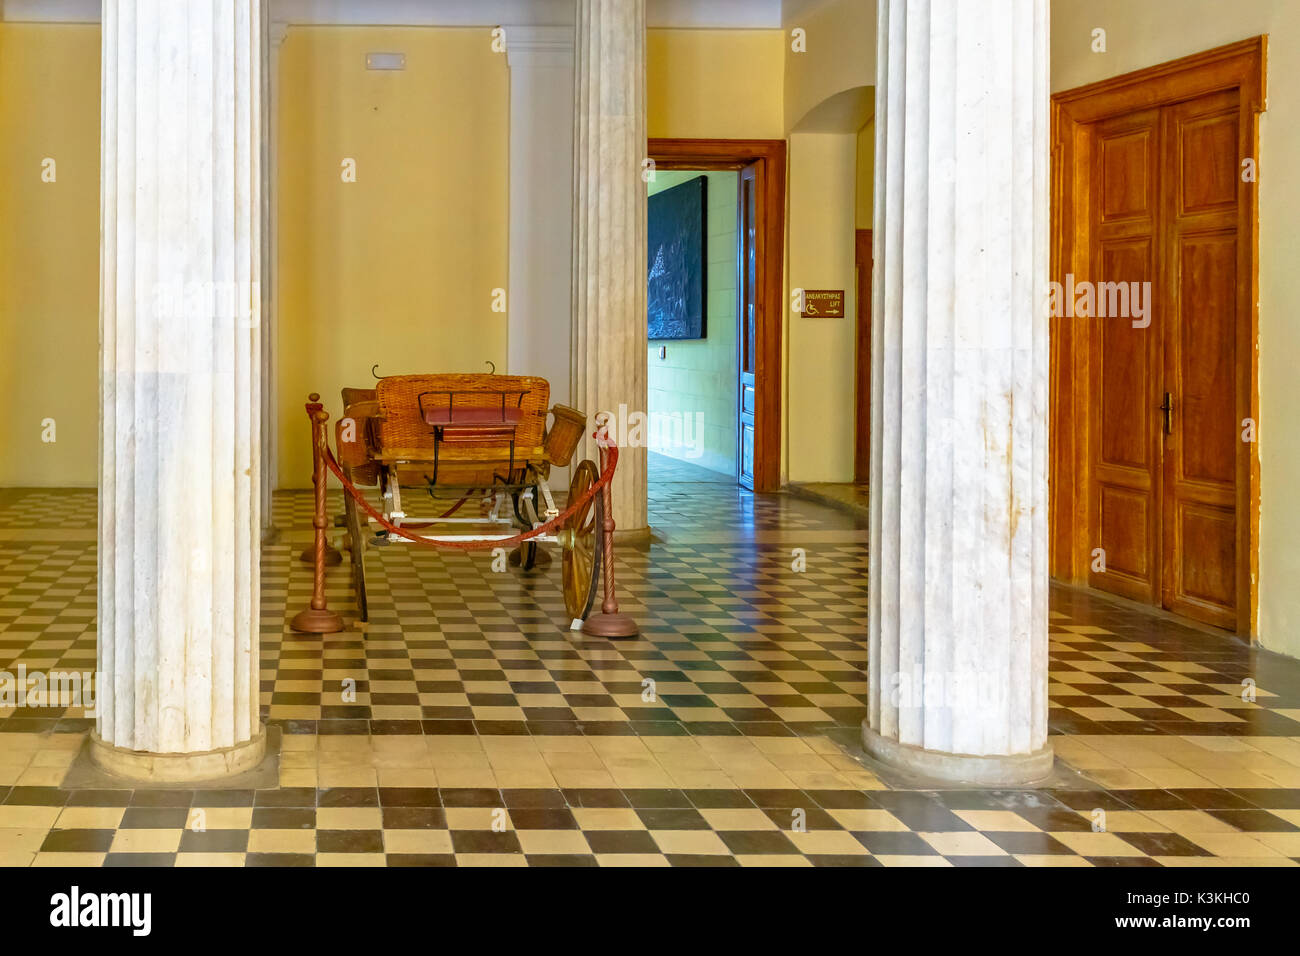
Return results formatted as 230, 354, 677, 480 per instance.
1159, 392, 1174, 435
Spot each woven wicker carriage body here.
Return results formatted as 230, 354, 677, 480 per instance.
339, 373, 585, 490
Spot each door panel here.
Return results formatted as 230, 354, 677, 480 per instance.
1161, 91, 1241, 628
737, 163, 757, 490
1100, 129, 1155, 221
1099, 485, 1154, 582
1174, 235, 1236, 485
1098, 240, 1157, 469
1089, 109, 1162, 604
1175, 501, 1236, 610
1177, 113, 1239, 214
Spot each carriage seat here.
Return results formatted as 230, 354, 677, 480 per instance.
337, 373, 586, 488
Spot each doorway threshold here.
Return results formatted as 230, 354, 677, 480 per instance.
785, 481, 869, 518
1053, 580, 1251, 646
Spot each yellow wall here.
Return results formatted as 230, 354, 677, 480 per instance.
783, 0, 875, 133
777, 1, 875, 481
1052, 0, 1300, 656
786, 132, 859, 482
777, 0, 876, 482
0, 24, 100, 487
276, 26, 509, 486
647, 29, 786, 140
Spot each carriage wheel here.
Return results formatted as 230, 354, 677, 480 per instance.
562, 460, 604, 622
343, 472, 369, 622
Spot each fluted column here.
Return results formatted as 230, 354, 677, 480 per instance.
571, 0, 648, 536
95, 0, 265, 781
865, 0, 1053, 785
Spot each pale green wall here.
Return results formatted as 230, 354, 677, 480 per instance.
646, 170, 739, 476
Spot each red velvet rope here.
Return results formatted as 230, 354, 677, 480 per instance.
322, 437, 618, 552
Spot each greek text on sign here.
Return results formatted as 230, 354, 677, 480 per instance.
801, 289, 845, 317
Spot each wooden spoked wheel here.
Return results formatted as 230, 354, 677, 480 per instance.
562, 460, 603, 621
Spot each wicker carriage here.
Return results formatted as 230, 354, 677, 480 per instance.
335, 373, 602, 625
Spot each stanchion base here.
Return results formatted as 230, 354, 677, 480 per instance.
582, 612, 639, 639
301, 545, 343, 566
291, 607, 346, 634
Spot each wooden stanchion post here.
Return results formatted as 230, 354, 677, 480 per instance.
582, 433, 639, 639
299, 394, 343, 566
291, 395, 345, 634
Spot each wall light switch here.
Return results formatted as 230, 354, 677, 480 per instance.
366, 52, 406, 70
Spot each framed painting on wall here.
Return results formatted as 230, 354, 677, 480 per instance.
647, 175, 708, 340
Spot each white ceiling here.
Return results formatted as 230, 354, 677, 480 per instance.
3, 0, 98, 21
2, 0, 787, 28
780, 0, 848, 27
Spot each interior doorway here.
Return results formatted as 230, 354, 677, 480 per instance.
648, 139, 787, 493
647, 169, 741, 483
1050, 37, 1265, 636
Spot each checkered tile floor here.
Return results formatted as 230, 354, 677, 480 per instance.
0, 488, 97, 530
1, 457, 1299, 866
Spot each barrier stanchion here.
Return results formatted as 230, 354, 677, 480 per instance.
581, 432, 639, 639
299, 389, 343, 567
291, 395, 345, 634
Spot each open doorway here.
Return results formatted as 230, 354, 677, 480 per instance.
646, 169, 741, 484
647, 139, 786, 493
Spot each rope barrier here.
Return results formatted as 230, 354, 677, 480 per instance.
322, 432, 618, 552
291, 391, 638, 639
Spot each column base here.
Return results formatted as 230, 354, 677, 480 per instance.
613, 526, 653, 546
862, 722, 1055, 787
90, 730, 267, 783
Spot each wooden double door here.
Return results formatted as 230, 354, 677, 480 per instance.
1080, 82, 1255, 630
738, 163, 757, 489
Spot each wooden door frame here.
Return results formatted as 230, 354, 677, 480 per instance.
854, 229, 872, 484
648, 138, 786, 493
1050, 36, 1265, 637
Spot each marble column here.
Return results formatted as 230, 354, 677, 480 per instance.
95, 0, 265, 781
864, 0, 1053, 785
507, 24, 575, 487
571, 0, 648, 537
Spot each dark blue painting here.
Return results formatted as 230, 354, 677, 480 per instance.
647, 175, 707, 340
